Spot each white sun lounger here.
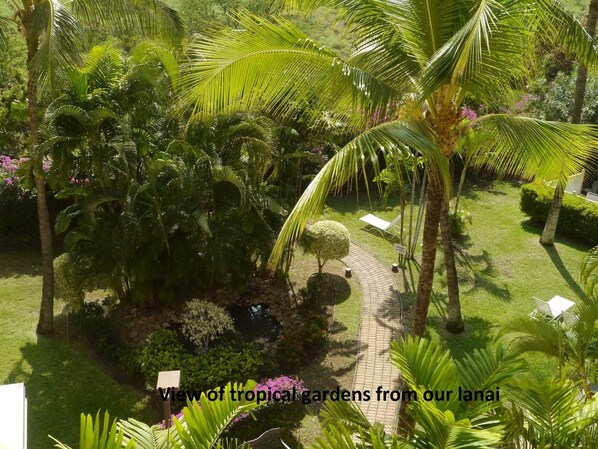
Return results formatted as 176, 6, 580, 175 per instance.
359, 213, 401, 235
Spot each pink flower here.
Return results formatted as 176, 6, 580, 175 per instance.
5, 178, 14, 185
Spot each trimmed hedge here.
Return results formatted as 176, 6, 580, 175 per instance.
520, 183, 598, 245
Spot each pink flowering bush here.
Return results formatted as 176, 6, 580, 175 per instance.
0, 155, 21, 186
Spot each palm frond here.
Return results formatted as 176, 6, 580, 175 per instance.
50, 411, 134, 449
130, 41, 180, 90
82, 45, 124, 90
497, 316, 564, 357
411, 408, 503, 449
506, 377, 598, 447
469, 115, 598, 184
419, 0, 531, 106
119, 417, 180, 449
390, 336, 459, 413
266, 119, 448, 269
320, 399, 373, 433
179, 13, 397, 127
581, 245, 598, 296
531, 0, 598, 69
71, 0, 184, 45
29, 0, 85, 91
173, 381, 260, 449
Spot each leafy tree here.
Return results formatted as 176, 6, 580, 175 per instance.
0, 0, 183, 334
180, 1, 598, 336
180, 299, 234, 353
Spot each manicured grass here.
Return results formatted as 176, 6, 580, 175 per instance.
322, 180, 592, 379
0, 246, 158, 449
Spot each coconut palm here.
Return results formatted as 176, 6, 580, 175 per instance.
0, 0, 183, 334
180, 1, 598, 336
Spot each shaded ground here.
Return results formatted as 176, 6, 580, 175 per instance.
287, 254, 362, 444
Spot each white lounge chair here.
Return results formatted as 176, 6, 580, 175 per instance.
359, 213, 401, 236
529, 296, 575, 321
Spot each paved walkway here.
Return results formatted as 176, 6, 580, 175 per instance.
343, 242, 402, 433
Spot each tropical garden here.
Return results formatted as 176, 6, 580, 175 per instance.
1, 0, 598, 448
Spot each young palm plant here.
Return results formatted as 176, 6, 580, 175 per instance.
312, 335, 525, 448
180, 1, 598, 336
50, 381, 260, 449
0, 0, 183, 334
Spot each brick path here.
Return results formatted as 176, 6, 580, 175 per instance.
343, 242, 402, 432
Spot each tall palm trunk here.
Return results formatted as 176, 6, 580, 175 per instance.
413, 175, 443, 336
540, 0, 598, 246
27, 34, 55, 334
439, 199, 464, 333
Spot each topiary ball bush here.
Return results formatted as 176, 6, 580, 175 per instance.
302, 220, 350, 274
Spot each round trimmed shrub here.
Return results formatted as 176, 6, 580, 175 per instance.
302, 220, 350, 273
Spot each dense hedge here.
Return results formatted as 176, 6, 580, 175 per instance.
520, 183, 598, 245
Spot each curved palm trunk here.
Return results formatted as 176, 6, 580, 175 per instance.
439, 199, 464, 333
540, 0, 598, 246
413, 175, 443, 337
540, 184, 564, 246
27, 36, 55, 335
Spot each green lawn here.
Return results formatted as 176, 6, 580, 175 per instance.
0, 246, 158, 449
323, 180, 592, 379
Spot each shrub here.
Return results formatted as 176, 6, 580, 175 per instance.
54, 253, 88, 308
181, 340, 263, 392
449, 209, 472, 238
137, 329, 263, 392
180, 299, 234, 353
520, 183, 598, 245
302, 220, 350, 273
227, 376, 306, 441
137, 329, 188, 387
71, 301, 115, 358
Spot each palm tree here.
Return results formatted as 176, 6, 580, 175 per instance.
540, 0, 598, 246
500, 376, 598, 448
314, 337, 597, 448
180, 2, 598, 336
0, 0, 183, 334
498, 300, 598, 400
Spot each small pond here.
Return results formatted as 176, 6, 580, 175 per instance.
228, 304, 282, 344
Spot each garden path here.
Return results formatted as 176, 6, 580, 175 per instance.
343, 242, 402, 433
